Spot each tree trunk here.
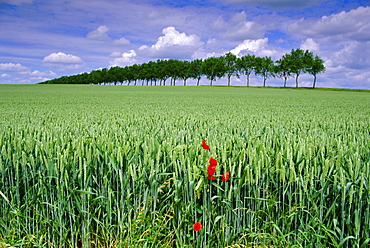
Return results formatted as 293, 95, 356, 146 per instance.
210, 79, 213, 86
295, 74, 300, 88
263, 77, 266, 87
246, 74, 250, 87
313, 74, 317, 88
228, 75, 231, 86
197, 77, 201, 86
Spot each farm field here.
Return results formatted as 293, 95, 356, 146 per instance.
0, 85, 369, 247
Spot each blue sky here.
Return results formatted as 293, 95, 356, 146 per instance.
0, 0, 369, 89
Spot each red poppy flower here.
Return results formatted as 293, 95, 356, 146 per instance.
193, 222, 202, 232
221, 172, 230, 182
207, 175, 217, 180
209, 157, 217, 167
207, 164, 216, 175
202, 140, 210, 150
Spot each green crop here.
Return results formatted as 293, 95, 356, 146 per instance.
0, 85, 369, 247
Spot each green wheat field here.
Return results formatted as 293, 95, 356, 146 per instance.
0, 85, 369, 247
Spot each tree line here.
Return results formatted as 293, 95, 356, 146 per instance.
40, 49, 325, 88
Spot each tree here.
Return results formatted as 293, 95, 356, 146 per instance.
90, 69, 106, 85
40, 49, 326, 88
254, 56, 275, 87
223, 52, 238, 86
275, 54, 293, 87
166, 59, 183, 86
189, 59, 203, 86
147, 61, 159, 86
156, 59, 170, 86
129, 64, 140, 86
306, 55, 325, 88
108, 66, 123, 85
287, 49, 313, 88
201, 57, 226, 86
236, 55, 256, 87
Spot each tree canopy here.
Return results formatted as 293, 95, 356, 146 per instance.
40, 49, 325, 88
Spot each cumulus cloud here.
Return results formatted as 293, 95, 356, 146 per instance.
43, 52, 84, 65
231, 38, 268, 55
137, 27, 204, 59
0, 62, 29, 72
230, 38, 283, 59
289, 6, 370, 40
300, 38, 319, 53
43, 52, 84, 70
320, 63, 370, 89
29, 76, 52, 82
331, 41, 370, 70
1, 73, 12, 78
110, 50, 137, 67
22, 70, 57, 77
113, 37, 131, 46
214, 12, 265, 41
109, 51, 123, 58
87, 25, 110, 40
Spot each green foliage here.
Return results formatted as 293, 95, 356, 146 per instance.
236, 54, 256, 87
254, 57, 275, 87
1, 85, 369, 247
276, 49, 325, 88
40, 50, 325, 88
306, 55, 326, 88
201, 57, 227, 86
223, 52, 239, 86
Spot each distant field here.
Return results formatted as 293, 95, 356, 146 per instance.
0, 85, 369, 247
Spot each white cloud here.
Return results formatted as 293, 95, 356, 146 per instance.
87, 25, 110, 40
43, 52, 84, 65
113, 37, 131, 46
0, 62, 29, 72
214, 12, 265, 41
29, 76, 52, 82
206, 39, 217, 46
289, 6, 370, 40
319, 63, 370, 89
1, 73, 12, 78
28, 70, 57, 77
230, 38, 268, 55
137, 26, 204, 59
300, 38, 319, 53
110, 50, 137, 67
230, 38, 285, 60
331, 41, 370, 70
109, 51, 123, 58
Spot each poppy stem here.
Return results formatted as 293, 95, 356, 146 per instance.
208, 181, 212, 241
202, 185, 207, 246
